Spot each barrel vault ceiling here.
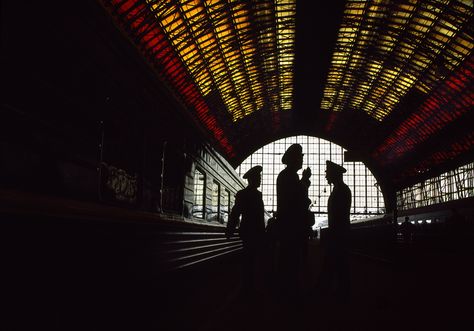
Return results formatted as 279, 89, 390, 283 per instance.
96, 0, 473, 190
4, 0, 470, 192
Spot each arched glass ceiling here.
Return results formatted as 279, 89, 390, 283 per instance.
104, 0, 296, 156
236, 136, 385, 221
322, 0, 473, 121
101, 0, 473, 184
373, 55, 474, 165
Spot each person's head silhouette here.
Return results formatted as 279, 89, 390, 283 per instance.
325, 160, 346, 185
282, 144, 304, 170
243, 165, 262, 188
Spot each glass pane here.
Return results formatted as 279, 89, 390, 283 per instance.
397, 161, 474, 211
193, 168, 205, 219
221, 189, 230, 224
237, 135, 385, 224
209, 181, 221, 223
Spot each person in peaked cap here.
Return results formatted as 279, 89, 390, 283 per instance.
326, 160, 347, 175
226, 165, 265, 295
242, 165, 263, 180
276, 143, 312, 298
282, 143, 303, 166
314, 160, 352, 302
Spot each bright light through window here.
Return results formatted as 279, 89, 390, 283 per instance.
236, 135, 385, 226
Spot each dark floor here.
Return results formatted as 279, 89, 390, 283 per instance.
197, 240, 473, 331
3, 229, 474, 331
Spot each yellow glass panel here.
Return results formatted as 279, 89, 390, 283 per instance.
321, 0, 472, 120
146, 0, 297, 121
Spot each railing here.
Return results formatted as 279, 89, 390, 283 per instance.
156, 231, 242, 272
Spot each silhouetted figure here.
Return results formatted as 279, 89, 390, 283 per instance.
276, 143, 311, 298
315, 161, 351, 302
306, 210, 316, 239
265, 212, 279, 276
226, 165, 266, 295
400, 216, 415, 244
265, 213, 278, 241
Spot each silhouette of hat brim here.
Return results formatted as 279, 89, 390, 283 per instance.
282, 144, 303, 164
326, 160, 346, 174
243, 165, 262, 179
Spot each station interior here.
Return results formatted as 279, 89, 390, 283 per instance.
2, 1, 474, 330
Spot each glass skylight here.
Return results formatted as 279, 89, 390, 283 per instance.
147, 0, 296, 121
322, 0, 473, 121
105, 0, 297, 156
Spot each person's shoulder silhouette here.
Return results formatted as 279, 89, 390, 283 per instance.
226, 165, 265, 295
226, 165, 264, 239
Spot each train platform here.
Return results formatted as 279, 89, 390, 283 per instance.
3, 215, 473, 331
195, 239, 473, 331
112, 236, 473, 331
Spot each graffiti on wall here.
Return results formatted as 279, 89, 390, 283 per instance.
101, 163, 138, 204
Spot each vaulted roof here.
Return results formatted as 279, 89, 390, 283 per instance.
98, 0, 473, 190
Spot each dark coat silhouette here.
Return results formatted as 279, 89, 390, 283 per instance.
316, 161, 351, 301
327, 181, 351, 248
275, 144, 311, 297
277, 167, 310, 241
228, 186, 265, 242
226, 166, 265, 293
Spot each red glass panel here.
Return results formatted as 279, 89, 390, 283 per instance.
373, 55, 474, 165
107, 0, 234, 156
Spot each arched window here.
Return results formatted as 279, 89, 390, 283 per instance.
237, 136, 384, 226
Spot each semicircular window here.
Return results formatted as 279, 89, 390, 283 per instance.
236, 135, 385, 226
